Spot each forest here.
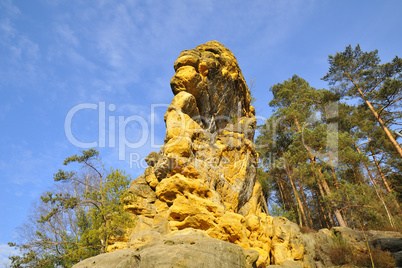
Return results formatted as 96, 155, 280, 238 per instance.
256, 44, 402, 230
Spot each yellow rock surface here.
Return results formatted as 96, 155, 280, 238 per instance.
119, 41, 315, 268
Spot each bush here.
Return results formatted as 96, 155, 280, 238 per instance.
328, 230, 354, 265
328, 245, 354, 265
329, 246, 395, 267
354, 248, 395, 268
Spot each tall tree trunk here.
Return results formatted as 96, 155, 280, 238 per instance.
298, 176, 314, 228
294, 117, 347, 227
317, 180, 336, 227
371, 153, 392, 193
353, 142, 396, 227
277, 178, 286, 209
320, 177, 348, 227
348, 76, 402, 158
284, 162, 308, 227
314, 188, 331, 229
367, 136, 393, 193
370, 150, 400, 209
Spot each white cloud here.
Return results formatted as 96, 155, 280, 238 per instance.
0, 244, 18, 267
0, 0, 42, 92
0, 0, 38, 61
0, 0, 20, 17
12, 0, 318, 109
55, 23, 79, 46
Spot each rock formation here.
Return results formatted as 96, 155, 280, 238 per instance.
72, 41, 402, 268
106, 41, 313, 267
72, 231, 259, 268
74, 41, 402, 268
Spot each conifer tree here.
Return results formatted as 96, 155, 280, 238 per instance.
256, 71, 401, 230
322, 44, 402, 158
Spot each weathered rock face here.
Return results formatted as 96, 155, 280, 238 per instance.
72, 41, 402, 268
73, 232, 259, 268
80, 41, 315, 268
118, 41, 315, 267
169, 42, 254, 133
160, 41, 260, 216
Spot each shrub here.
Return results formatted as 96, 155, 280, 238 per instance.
328, 245, 354, 265
328, 231, 354, 265
329, 246, 396, 267
354, 249, 395, 268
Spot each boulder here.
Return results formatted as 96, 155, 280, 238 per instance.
373, 238, 402, 267
393, 250, 402, 267
313, 227, 402, 267
72, 234, 258, 268
373, 237, 402, 252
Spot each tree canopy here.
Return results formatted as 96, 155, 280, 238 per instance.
8, 149, 135, 268
323, 44, 402, 157
257, 45, 401, 230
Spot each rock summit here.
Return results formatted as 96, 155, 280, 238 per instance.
112, 41, 314, 267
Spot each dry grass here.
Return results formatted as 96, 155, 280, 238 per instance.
329, 246, 395, 267
354, 248, 395, 268
328, 245, 354, 265
298, 225, 316, 234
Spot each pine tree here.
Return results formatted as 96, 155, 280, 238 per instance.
322, 44, 402, 158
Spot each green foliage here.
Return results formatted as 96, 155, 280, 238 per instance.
63, 148, 99, 165
323, 44, 402, 158
330, 230, 348, 248
256, 45, 401, 230
53, 170, 75, 182
230, 115, 237, 124
256, 167, 272, 201
323, 44, 402, 99
248, 77, 257, 104
270, 204, 296, 222
8, 149, 135, 268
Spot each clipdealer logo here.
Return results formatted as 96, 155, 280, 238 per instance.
64, 101, 339, 168
64, 102, 168, 162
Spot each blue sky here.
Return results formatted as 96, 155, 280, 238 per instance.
1, 0, 401, 265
